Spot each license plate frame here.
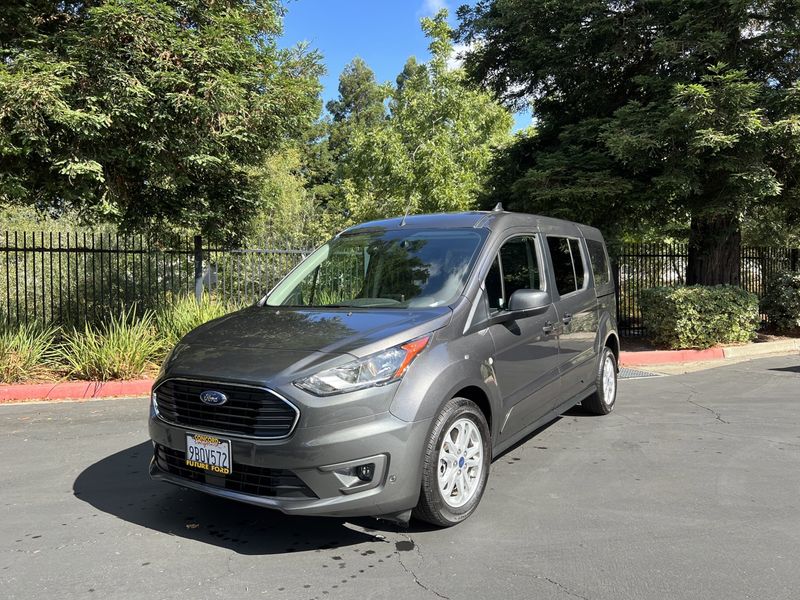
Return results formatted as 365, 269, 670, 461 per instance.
185, 433, 232, 475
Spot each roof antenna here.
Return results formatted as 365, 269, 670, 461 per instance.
400, 199, 413, 226
492, 202, 504, 212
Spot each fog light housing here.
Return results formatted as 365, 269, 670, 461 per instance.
333, 462, 374, 483
321, 455, 388, 494
356, 463, 375, 482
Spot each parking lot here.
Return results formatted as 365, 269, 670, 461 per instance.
1, 354, 799, 600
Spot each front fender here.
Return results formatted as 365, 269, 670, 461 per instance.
388, 332, 501, 431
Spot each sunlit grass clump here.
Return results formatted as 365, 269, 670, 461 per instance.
0, 321, 59, 383
59, 308, 163, 381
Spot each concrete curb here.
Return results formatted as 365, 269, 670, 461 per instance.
620, 347, 724, 366
621, 338, 800, 367
0, 379, 152, 403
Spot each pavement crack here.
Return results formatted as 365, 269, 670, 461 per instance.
395, 533, 450, 600
532, 574, 590, 600
687, 399, 729, 424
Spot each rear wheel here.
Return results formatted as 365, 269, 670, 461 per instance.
583, 346, 617, 415
413, 398, 491, 527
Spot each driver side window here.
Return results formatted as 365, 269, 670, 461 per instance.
485, 236, 542, 314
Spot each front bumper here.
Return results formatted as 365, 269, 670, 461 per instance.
148, 408, 433, 519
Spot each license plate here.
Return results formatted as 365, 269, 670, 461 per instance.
185, 433, 232, 475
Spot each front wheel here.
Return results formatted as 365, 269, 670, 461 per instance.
583, 346, 617, 415
413, 398, 491, 527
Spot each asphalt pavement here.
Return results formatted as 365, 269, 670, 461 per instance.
1, 355, 799, 600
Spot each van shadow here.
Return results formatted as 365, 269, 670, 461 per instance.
73, 442, 391, 555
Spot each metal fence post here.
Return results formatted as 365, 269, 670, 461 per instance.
194, 235, 203, 303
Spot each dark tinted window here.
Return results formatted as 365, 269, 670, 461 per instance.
500, 237, 540, 298
586, 239, 610, 285
547, 237, 576, 295
485, 256, 503, 311
569, 238, 586, 289
483, 236, 541, 314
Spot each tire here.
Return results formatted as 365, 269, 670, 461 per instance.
413, 397, 491, 527
583, 346, 617, 415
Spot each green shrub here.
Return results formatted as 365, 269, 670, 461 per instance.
156, 294, 234, 349
60, 308, 163, 380
640, 285, 759, 349
0, 321, 59, 383
761, 271, 800, 332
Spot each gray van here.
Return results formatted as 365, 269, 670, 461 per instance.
149, 208, 619, 526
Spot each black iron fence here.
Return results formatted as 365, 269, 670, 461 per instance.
0, 232, 308, 326
612, 243, 800, 336
1, 231, 798, 336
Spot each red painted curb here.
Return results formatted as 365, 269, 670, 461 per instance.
0, 379, 153, 403
620, 347, 725, 366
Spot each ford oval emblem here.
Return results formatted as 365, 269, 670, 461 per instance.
199, 390, 228, 406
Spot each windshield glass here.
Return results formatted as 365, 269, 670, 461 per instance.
266, 228, 486, 308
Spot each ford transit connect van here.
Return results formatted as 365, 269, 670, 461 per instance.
149, 208, 619, 526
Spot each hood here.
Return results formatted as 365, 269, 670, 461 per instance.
181, 305, 451, 355
161, 305, 452, 384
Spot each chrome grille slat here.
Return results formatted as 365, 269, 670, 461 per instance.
154, 378, 299, 438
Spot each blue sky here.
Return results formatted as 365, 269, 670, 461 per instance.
280, 0, 531, 129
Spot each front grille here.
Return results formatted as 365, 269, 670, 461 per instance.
154, 379, 298, 438
154, 444, 317, 499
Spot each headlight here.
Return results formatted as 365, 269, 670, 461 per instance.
295, 335, 431, 396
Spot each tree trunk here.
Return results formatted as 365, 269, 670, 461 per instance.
687, 213, 741, 285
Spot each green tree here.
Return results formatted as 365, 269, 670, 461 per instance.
246, 146, 328, 248
326, 57, 389, 162
332, 10, 513, 225
459, 0, 800, 284
0, 0, 322, 243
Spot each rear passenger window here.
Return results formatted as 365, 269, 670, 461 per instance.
586, 239, 610, 285
547, 237, 576, 294
547, 236, 587, 296
569, 239, 585, 289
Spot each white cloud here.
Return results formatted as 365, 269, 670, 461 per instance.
419, 0, 448, 17
446, 42, 470, 71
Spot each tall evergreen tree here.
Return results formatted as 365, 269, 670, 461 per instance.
459, 0, 800, 284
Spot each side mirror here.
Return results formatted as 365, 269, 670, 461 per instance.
508, 289, 551, 313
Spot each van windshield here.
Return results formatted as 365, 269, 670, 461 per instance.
266, 228, 486, 309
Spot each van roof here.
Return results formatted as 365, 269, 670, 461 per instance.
341, 210, 605, 242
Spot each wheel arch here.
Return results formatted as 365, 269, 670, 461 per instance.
604, 331, 620, 362
452, 385, 493, 432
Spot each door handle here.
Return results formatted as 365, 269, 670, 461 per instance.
562, 313, 573, 326
542, 321, 554, 334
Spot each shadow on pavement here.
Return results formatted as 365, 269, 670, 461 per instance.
73, 441, 391, 555
769, 365, 800, 374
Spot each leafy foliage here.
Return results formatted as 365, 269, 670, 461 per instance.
156, 294, 236, 348
245, 146, 331, 248
458, 0, 800, 283
0, 321, 59, 383
761, 271, 800, 332
0, 1, 323, 243
640, 286, 759, 349
319, 10, 513, 229
60, 308, 163, 380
